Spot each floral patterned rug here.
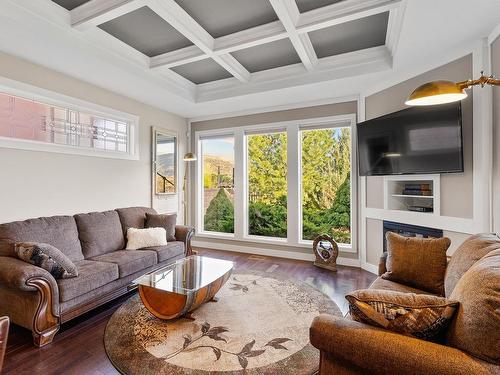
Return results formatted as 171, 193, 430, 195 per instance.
104, 271, 341, 374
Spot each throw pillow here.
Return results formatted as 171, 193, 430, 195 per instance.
126, 227, 167, 250
346, 289, 458, 340
15, 242, 79, 279
145, 213, 177, 242
382, 232, 450, 295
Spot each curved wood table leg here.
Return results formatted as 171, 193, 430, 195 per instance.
26, 277, 60, 347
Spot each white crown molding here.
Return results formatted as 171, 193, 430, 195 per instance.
385, 0, 407, 58
150, 45, 206, 69
488, 21, 500, 45
196, 46, 392, 102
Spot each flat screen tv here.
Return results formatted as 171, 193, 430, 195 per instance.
357, 102, 463, 176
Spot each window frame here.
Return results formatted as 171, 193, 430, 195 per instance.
194, 114, 357, 254
0, 78, 139, 160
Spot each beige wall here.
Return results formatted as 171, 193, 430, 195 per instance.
0, 51, 187, 223
190, 101, 358, 258
365, 55, 474, 218
493, 36, 500, 234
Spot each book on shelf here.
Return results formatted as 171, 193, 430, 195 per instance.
404, 183, 431, 190
402, 189, 433, 196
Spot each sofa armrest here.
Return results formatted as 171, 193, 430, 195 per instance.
175, 225, 195, 256
0, 256, 58, 294
378, 251, 387, 276
310, 314, 495, 375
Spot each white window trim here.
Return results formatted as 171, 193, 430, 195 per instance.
194, 114, 357, 254
0, 77, 139, 160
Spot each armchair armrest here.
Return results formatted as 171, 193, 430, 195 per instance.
378, 252, 387, 276
310, 314, 495, 375
175, 225, 195, 256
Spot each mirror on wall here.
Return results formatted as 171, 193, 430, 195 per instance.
153, 129, 177, 195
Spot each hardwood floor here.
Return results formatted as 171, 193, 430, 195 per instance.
3, 248, 376, 375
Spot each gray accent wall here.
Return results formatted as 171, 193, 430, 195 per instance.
0, 51, 187, 224
493, 36, 500, 234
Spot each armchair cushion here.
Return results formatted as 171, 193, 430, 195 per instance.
15, 242, 78, 279
382, 232, 450, 295
447, 249, 500, 364
145, 213, 177, 242
346, 289, 458, 340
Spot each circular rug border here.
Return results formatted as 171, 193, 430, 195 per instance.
104, 269, 341, 375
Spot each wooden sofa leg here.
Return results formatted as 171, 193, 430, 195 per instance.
26, 277, 60, 347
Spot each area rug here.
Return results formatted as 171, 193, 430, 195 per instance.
104, 271, 341, 375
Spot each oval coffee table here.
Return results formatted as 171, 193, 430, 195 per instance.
133, 255, 234, 320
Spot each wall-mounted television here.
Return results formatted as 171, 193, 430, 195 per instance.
357, 102, 464, 176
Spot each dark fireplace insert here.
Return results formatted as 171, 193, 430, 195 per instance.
383, 221, 443, 252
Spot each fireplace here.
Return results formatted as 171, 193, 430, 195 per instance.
383, 221, 443, 252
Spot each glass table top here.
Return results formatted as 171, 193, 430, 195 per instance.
133, 255, 234, 295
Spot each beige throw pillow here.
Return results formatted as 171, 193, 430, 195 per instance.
126, 227, 167, 250
15, 242, 78, 279
382, 232, 450, 295
346, 289, 458, 340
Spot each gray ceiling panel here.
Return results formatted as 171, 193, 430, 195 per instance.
51, 0, 90, 10
295, 0, 344, 13
99, 6, 194, 57
171, 59, 233, 84
232, 39, 301, 73
309, 12, 389, 58
174, 0, 278, 38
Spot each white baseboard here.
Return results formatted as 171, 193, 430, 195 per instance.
192, 240, 361, 267
361, 262, 379, 275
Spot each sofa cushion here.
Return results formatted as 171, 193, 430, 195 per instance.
143, 241, 185, 262
0, 216, 83, 261
90, 250, 157, 277
444, 233, 500, 297
145, 213, 177, 242
116, 207, 157, 235
74, 210, 125, 258
57, 260, 119, 302
14, 242, 78, 279
382, 232, 450, 296
346, 289, 458, 340
447, 249, 500, 364
369, 277, 430, 295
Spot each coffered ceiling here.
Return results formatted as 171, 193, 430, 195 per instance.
46, 0, 403, 101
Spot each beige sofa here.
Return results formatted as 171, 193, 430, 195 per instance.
0, 207, 194, 347
310, 233, 500, 375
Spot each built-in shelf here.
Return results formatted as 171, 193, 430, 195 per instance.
383, 174, 440, 216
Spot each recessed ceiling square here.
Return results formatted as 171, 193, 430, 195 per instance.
51, 0, 89, 10
309, 12, 389, 58
295, 0, 344, 13
232, 39, 301, 73
171, 59, 233, 84
98, 6, 194, 57
174, 0, 278, 38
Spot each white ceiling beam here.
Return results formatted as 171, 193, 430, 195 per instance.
71, 0, 147, 30
296, 0, 402, 34
150, 45, 207, 69
148, 0, 250, 82
269, 0, 318, 71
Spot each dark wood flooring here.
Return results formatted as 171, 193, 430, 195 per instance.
3, 248, 376, 375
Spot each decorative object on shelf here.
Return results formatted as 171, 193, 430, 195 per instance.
312, 234, 339, 272
406, 71, 500, 106
182, 152, 197, 225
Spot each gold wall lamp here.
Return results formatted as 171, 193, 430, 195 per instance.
406, 72, 500, 106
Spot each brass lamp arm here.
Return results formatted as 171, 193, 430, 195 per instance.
457, 72, 500, 90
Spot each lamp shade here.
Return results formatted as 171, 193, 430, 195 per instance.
405, 80, 467, 106
183, 152, 197, 161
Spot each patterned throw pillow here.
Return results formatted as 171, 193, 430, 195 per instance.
15, 242, 79, 279
346, 289, 458, 340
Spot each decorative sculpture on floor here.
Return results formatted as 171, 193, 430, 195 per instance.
313, 234, 339, 272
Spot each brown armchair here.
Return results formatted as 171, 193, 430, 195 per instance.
0, 316, 9, 373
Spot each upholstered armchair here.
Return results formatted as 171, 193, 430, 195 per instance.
0, 316, 9, 373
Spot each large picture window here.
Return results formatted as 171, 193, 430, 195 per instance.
200, 135, 235, 234
246, 131, 287, 238
300, 126, 351, 244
